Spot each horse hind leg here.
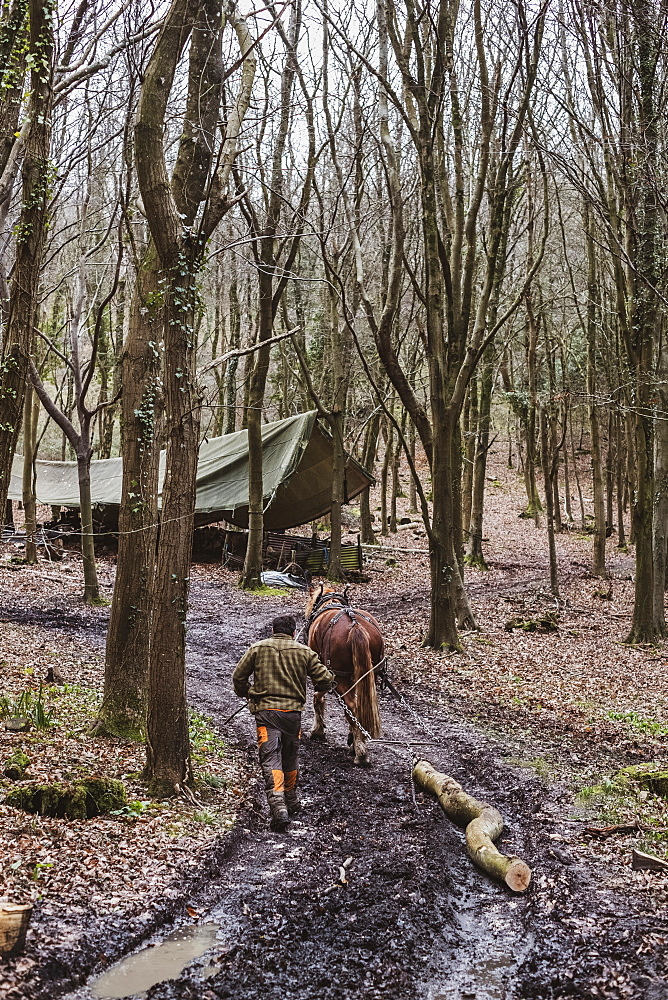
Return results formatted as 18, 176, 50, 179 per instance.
351, 723, 370, 767
345, 699, 370, 766
311, 691, 327, 741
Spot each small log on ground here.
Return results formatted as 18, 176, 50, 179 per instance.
412, 759, 532, 892
0, 904, 33, 955
632, 849, 668, 873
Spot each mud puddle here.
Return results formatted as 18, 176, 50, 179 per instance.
425, 891, 532, 999
90, 923, 220, 999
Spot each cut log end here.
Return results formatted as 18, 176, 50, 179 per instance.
505, 859, 532, 892
0, 904, 33, 955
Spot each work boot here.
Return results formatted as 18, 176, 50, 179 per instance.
285, 789, 301, 816
267, 791, 290, 832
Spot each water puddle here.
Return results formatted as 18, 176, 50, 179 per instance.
423, 890, 532, 1000
90, 922, 219, 999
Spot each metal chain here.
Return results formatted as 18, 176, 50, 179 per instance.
333, 691, 420, 809
390, 690, 434, 739
332, 690, 374, 743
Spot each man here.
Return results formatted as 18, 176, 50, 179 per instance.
232, 614, 335, 832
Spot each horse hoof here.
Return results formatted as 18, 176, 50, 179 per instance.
353, 757, 371, 768
310, 730, 326, 742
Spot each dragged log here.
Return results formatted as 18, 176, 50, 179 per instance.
412, 760, 532, 892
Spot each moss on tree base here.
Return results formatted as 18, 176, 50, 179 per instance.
5, 776, 126, 819
619, 763, 668, 799
3, 751, 30, 781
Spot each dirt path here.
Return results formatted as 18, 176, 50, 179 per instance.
173, 581, 536, 1000
3, 575, 665, 999
55, 576, 660, 1000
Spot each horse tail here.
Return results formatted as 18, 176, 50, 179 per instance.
350, 624, 382, 739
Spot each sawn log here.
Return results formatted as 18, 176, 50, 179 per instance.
412, 759, 532, 892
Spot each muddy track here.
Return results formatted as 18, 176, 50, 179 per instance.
166, 582, 540, 1000
3, 581, 664, 1000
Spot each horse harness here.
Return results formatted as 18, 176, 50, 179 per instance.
305, 591, 387, 684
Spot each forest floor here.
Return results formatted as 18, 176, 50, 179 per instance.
1, 445, 667, 999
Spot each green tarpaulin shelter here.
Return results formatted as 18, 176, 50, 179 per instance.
8, 411, 373, 531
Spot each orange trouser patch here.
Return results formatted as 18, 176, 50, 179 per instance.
257, 726, 268, 745
272, 769, 285, 792
284, 770, 298, 792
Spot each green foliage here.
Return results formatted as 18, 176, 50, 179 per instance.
607, 710, 668, 737
109, 799, 151, 819
202, 773, 225, 789
0, 682, 54, 729
189, 709, 225, 768
32, 861, 53, 882
192, 810, 217, 825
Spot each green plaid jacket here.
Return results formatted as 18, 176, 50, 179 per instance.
232, 634, 335, 713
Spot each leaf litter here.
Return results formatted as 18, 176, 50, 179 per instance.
1, 447, 668, 998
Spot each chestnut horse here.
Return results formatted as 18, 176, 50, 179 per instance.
304, 583, 384, 766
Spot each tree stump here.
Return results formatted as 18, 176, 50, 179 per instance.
412, 759, 532, 892
0, 904, 33, 955
3, 751, 30, 780
5, 777, 127, 819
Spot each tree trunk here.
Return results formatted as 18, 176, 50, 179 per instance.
389, 419, 403, 534
223, 272, 240, 435
540, 406, 560, 599
461, 380, 477, 540
380, 421, 392, 538
616, 408, 626, 548
606, 408, 615, 533
653, 385, 668, 634
76, 442, 99, 604
408, 419, 417, 512
0, 0, 52, 514
562, 406, 573, 523
360, 411, 380, 545
21, 385, 38, 564
586, 213, 606, 576
628, 411, 657, 642
240, 337, 270, 590
626, 411, 636, 544
626, 2, 660, 643
426, 409, 462, 650
524, 306, 541, 522
466, 354, 493, 569
96, 255, 161, 740
146, 252, 200, 794
327, 408, 345, 581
